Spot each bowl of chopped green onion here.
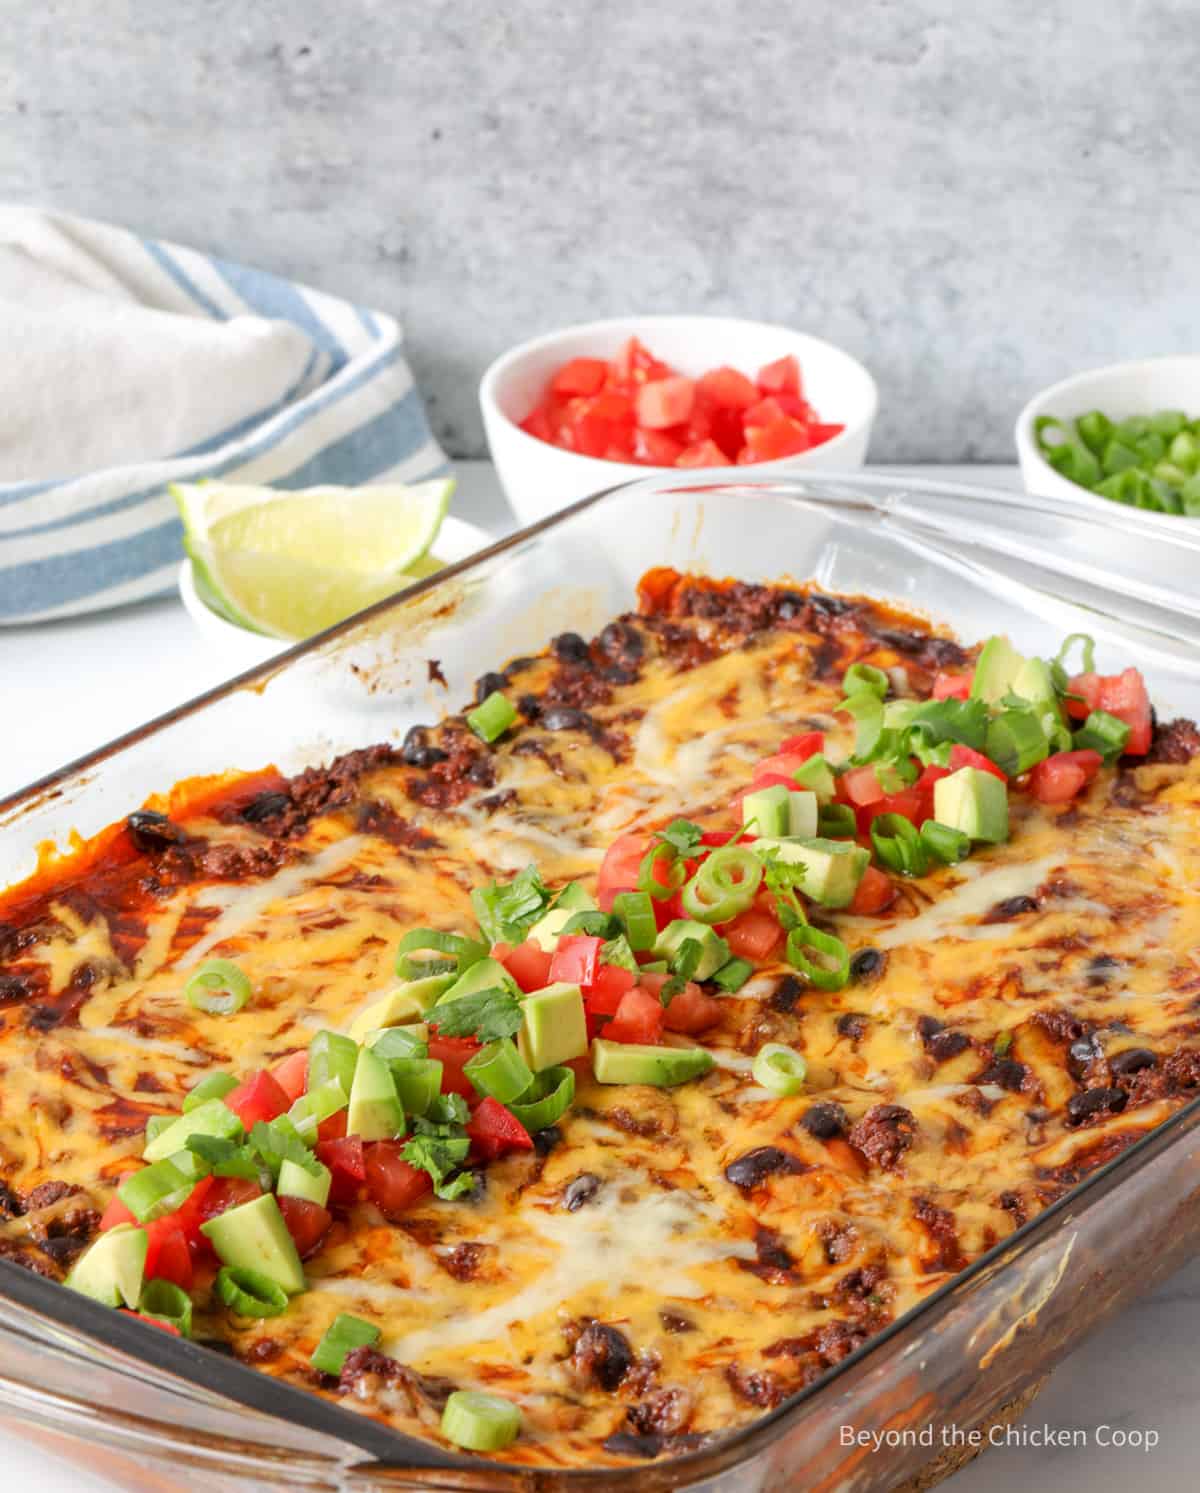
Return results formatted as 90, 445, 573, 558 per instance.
1015, 357, 1200, 518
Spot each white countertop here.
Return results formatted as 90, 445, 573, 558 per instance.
2, 462, 1194, 1491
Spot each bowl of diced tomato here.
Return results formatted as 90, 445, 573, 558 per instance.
480, 315, 878, 524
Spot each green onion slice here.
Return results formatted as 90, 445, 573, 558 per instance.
465, 1038, 534, 1105
183, 1072, 237, 1113
1054, 632, 1096, 677
712, 957, 754, 993
920, 820, 971, 866
1073, 709, 1130, 762
612, 890, 658, 952
184, 959, 251, 1016
817, 803, 857, 839
984, 709, 1048, 777
387, 1057, 443, 1117
680, 846, 762, 925
838, 691, 885, 760
637, 841, 687, 901
310, 1312, 381, 1376
215, 1265, 288, 1318
870, 813, 928, 878
786, 925, 851, 991
138, 1278, 193, 1338
395, 929, 487, 982
441, 1389, 522, 1452
752, 1043, 809, 1096
842, 662, 889, 700
508, 1066, 575, 1132
466, 690, 517, 744
371, 1026, 429, 1062
118, 1158, 192, 1223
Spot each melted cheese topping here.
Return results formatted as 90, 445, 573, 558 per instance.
2, 588, 1200, 1468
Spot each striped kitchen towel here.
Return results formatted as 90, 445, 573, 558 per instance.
0, 207, 448, 623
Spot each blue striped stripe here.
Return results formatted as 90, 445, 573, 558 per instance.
141, 241, 229, 320
212, 257, 349, 371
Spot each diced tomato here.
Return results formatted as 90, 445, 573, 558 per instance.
317, 1108, 348, 1144
1028, 749, 1103, 804
837, 764, 886, 807
675, 439, 729, 468
742, 396, 794, 430
779, 731, 824, 759
100, 1196, 137, 1232
707, 404, 746, 461
224, 1070, 289, 1132
660, 980, 724, 1034
519, 405, 554, 443
632, 426, 685, 466
123, 1312, 181, 1335
756, 355, 801, 398
949, 744, 1007, 780
550, 934, 603, 991
856, 787, 923, 834
602, 985, 665, 1045
277, 1195, 333, 1259
700, 828, 735, 847
807, 423, 846, 446
195, 1177, 260, 1229
270, 1050, 309, 1104
501, 939, 554, 994
636, 376, 696, 430
467, 1097, 534, 1160
848, 865, 896, 916
569, 403, 634, 461
753, 750, 816, 786
1069, 668, 1151, 755
738, 418, 811, 464
720, 908, 782, 963
696, 366, 759, 411
653, 888, 685, 931
551, 357, 608, 398
144, 1220, 193, 1290
586, 962, 637, 1016
931, 672, 973, 701
426, 1036, 481, 1098
364, 1140, 432, 1218
316, 1135, 366, 1205
597, 832, 650, 911
613, 336, 674, 385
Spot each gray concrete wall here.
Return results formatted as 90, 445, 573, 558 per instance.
1, 0, 1194, 461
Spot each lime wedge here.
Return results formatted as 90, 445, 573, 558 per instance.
172, 479, 453, 639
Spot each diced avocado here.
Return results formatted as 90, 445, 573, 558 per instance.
785, 790, 818, 839
278, 1157, 332, 1208
792, 753, 836, 804
308, 1030, 359, 1096
143, 1098, 243, 1164
346, 1043, 404, 1141
65, 1223, 148, 1308
742, 783, 791, 838
200, 1192, 306, 1295
591, 1039, 714, 1087
517, 982, 588, 1071
652, 919, 732, 980
1012, 656, 1059, 710
752, 837, 870, 909
348, 975, 453, 1042
933, 766, 1009, 844
437, 956, 520, 1005
970, 635, 1025, 705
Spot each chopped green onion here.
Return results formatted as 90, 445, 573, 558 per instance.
920, 820, 971, 866
637, 840, 687, 901
118, 1159, 193, 1223
138, 1279, 193, 1338
184, 959, 251, 1017
387, 1057, 443, 1116
464, 1038, 534, 1105
395, 928, 487, 982
842, 662, 889, 700
311, 1312, 381, 1376
307, 1029, 359, 1096
1075, 410, 1113, 455
1046, 441, 1101, 486
370, 1026, 429, 1062
792, 753, 836, 802
817, 803, 857, 839
466, 690, 517, 744
508, 1065, 575, 1131
1073, 709, 1130, 762
144, 1115, 173, 1146
612, 890, 658, 952
680, 846, 762, 925
838, 691, 885, 760
288, 1079, 348, 1142
870, 812, 928, 878
785, 925, 850, 991
441, 1389, 522, 1452
712, 957, 754, 993
1037, 408, 1200, 516
183, 1073, 237, 1113
984, 708, 1048, 777
752, 1043, 808, 1095
216, 1265, 289, 1318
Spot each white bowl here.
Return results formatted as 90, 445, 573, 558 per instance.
1016, 355, 1200, 519
480, 314, 878, 526
178, 512, 493, 665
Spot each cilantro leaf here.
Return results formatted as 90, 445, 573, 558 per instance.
760, 850, 807, 932
658, 974, 687, 1007
470, 864, 552, 945
657, 818, 702, 856
600, 933, 639, 973
249, 1119, 321, 1181
425, 1093, 470, 1127
907, 697, 989, 752
402, 1130, 473, 1200
185, 1134, 265, 1182
432, 988, 523, 1043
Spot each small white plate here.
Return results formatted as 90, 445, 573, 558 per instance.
178, 512, 493, 666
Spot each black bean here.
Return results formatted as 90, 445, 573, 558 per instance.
805, 592, 848, 617
724, 1146, 804, 1190
240, 792, 290, 824
603, 665, 639, 685
552, 632, 591, 664
0, 975, 34, 1009
466, 757, 495, 784
0, 1183, 22, 1219
1109, 1048, 1157, 1077
1088, 954, 1121, 981
837, 1013, 868, 1041
574, 1321, 633, 1391
801, 1103, 848, 1140
989, 895, 1039, 921
928, 1031, 970, 1062
126, 810, 187, 851
502, 656, 536, 681
1069, 1033, 1103, 1068
400, 726, 447, 768
541, 707, 592, 732
533, 1126, 563, 1155
517, 693, 542, 720
1066, 1087, 1127, 1124
977, 1059, 1026, 1091
850, 947, 886, 982
473, 671, 507, 704
598, 620, 644, 661
769, 975, 804, 1013
602, 1432, 663, 1459
564, 1173, 601, 1211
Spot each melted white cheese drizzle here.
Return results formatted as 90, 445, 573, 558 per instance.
861, 853, 1068, 950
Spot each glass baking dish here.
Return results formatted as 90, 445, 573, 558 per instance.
4, 472, 1200, 1492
